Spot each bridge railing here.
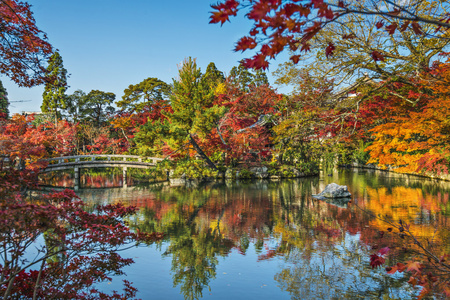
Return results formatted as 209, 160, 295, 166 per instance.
44, 155, 165, 165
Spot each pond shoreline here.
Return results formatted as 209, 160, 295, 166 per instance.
339, 162, 450, 182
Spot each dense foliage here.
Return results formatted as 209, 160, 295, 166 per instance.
2, 0, 450, 298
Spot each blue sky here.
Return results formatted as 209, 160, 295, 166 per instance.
5, 0, 290, 114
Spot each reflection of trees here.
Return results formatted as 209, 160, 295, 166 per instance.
363, 186, 447, 238
124, 181, 284, 299
270, 172, 450, 299
72, 173, 450, 299
130, 183, 235, 300
275, 233, 418, 299
271, 179, 410, 297
164, 227, 233, 300
39, 168, 154, 188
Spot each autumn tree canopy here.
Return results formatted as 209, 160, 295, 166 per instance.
210, 0, 450, 69
0, 0, 53, 86
274, 2, 450, 100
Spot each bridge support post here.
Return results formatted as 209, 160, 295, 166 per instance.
74, 167, 80, 191
123, 167, 127, 188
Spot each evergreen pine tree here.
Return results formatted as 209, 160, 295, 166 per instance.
0, 80, 9, 118
229, 62, 269, 91
117, 77, 171, 113
229, 63, 253, 91
136, 58, 226, 168
41, 51, 68, 122
82, 90, 116, 126
66, 90, 87, 122
167, 58, 225, 170
201, 62, 225, 91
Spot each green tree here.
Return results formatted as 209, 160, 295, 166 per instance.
135, 58, 226, 169
229, 62, 269, 91
253, 68, 269, 86
116, 77, 171, 113
168, 58, 225, 170
201, 62, 225, 90
0, 80, 8, 118
66, 89, 87, 122
41, 52, 69, 123
81, 90, 115, 126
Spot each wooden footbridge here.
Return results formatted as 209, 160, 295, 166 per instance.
42, 155, 165, 190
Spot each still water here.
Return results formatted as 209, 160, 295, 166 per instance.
46, 168, 450, 299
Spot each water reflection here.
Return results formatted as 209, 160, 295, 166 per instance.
39, 168, 146, 188
72, 169, 450, 299
275, 233, 417, 299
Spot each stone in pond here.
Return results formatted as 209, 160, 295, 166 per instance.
313, 183, 352, 199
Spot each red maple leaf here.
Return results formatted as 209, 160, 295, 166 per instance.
235, 36, 257, 51
247, 1, 270, 21
370, 254, 385, 268
399, 21, 410, 32
250, 27, 259, 36
290, 55, 301, 64
242, 54, 269, 69
298, 5, 311, 17
385, 22, 398, 34
406, 261, 422, 273
301, 42, 311, 52
209, 0, 239, 25
210, 11, 231, 25
411, 21, 423, 35
371, 51, 384, 61
283, 3, 299, 18
325, 42, 335, 58
396, 262, 407, 272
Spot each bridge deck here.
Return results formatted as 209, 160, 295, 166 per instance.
42, 155, 165, 172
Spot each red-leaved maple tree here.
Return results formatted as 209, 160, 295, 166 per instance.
210, 0, 450, 69
207, 83, 281, 163
369, 219, 450, 299
0, 115, 163, 299
0, 0, 53, 86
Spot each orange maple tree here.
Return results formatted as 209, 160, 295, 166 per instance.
365, 61, 450, 175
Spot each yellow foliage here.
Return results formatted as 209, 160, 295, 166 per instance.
365, 186, 442, 239
214, 82, 226, 96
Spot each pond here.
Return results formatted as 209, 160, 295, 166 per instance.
43, 168, 450, 299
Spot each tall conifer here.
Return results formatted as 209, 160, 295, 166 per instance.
41, 52, 68, 122
168, 58, 225, 169
0, 80, 8, 118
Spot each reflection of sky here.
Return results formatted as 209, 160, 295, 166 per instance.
100, 241, 293, 300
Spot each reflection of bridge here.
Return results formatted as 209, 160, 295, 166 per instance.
42, 155, 165, 190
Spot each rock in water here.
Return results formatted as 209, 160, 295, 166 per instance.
313, 183, 352, 199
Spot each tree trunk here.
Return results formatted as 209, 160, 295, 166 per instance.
189, 134, 217, 171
